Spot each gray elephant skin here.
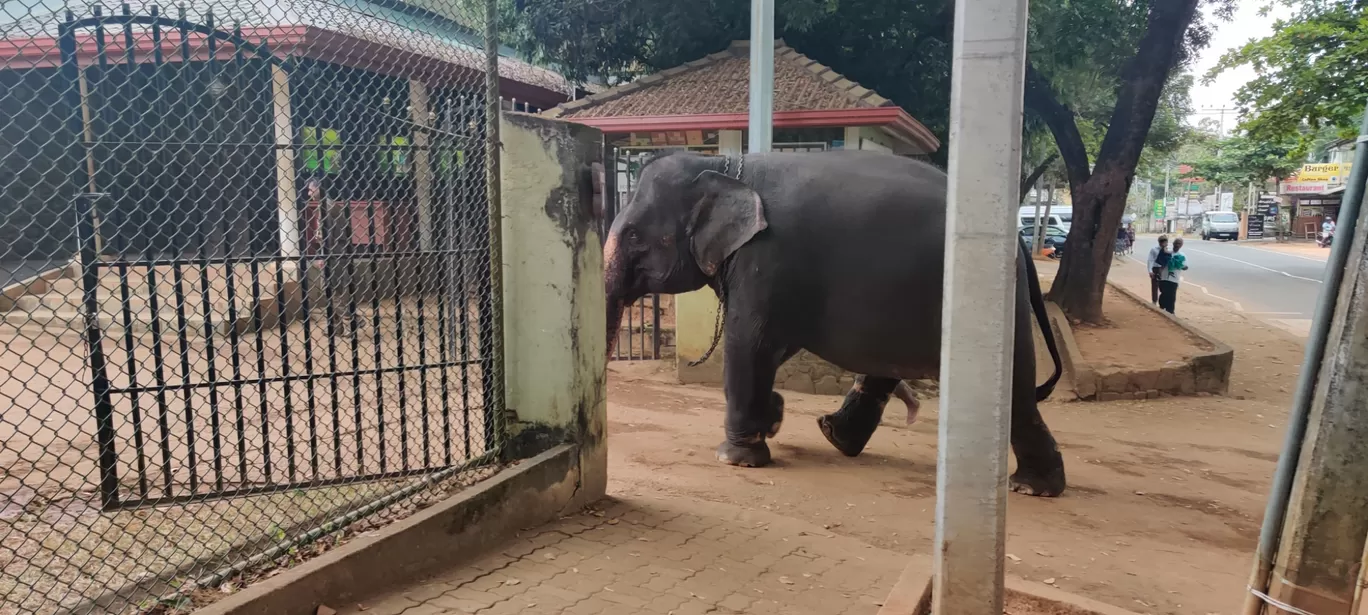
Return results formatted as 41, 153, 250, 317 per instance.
603, 149, 1067, 497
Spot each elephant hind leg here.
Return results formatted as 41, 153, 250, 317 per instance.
1008, 273, 1066, 497
818, 375, 898, 457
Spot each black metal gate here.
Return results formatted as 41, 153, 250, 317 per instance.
602, 145, 669, 361
60, 8, 496, 511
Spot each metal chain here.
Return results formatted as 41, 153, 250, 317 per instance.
687, 154, 742, 367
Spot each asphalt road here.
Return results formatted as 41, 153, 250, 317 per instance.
1130, 235, 1328, 337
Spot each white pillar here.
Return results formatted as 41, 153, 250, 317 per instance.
411, 81, 434, 251
271, 63, 300, 262
934, 0, 1029, 612
719, 130, 743, 156
747, 0, 774, 153
844, 126, 861, 150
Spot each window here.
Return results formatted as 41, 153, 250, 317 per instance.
379, 135, 410, 176
1209, 212, 1238, 223
302, 126, 341, 174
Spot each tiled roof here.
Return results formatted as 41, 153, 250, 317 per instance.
543, 39, 891, 119
1, 0, 572, 95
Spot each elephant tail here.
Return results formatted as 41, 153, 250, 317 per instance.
1019, 236, 1062, 402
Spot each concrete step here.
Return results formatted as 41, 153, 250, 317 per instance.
48, 278, 79, 295
3, 308, 215, 337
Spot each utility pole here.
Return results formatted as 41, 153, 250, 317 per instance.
1032, 176, 1045, 255
747, 0, 774, 154
1163, 162, 1172, 233
932, 0, 1028, 610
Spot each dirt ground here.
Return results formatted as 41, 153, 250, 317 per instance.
352, 252, 1303, 615
1068, 284, 1211, 371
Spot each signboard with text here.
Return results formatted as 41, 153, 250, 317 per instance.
1295, 162, 1352, 184
1153, 199, 1165, 219
1282, 181, 1331, 194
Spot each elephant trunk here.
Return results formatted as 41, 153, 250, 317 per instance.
604, 232, 626, 359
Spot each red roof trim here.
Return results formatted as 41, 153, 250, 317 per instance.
0, 26, 569, 108
568, 107, 940, 152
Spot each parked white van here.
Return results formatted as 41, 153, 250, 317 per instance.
1200, 210, 1240, 241
1017, 205, 1072, 232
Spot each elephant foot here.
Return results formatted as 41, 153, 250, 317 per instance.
817, 414, 877, 457
766, 391, 786, 438
1009, 464, 1067, 497
716, 439, 772, 467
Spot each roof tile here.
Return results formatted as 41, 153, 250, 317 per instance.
548, 40, 894, 118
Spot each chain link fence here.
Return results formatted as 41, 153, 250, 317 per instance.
0, 0, 524, 610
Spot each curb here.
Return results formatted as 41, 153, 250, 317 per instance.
200, 444, 590, 615
877, 560, 1144, 615
1048, 282, 1234, 401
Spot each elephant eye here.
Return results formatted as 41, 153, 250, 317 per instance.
627, 229, 642, 245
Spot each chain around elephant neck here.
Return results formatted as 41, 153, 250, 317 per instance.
687, 154, 742, 367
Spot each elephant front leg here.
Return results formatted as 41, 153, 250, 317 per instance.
716, 332, 785, 468
819, 375, 899, 457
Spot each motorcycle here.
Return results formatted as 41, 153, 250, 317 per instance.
1318, 229, 1335, 248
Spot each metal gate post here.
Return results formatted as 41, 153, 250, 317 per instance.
76, 193, 122, 511
62, 16, 121, 510
483, 0, 506, 457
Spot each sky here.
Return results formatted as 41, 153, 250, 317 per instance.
1185, 1, 1294, 136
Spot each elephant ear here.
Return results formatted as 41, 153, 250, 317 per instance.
687, 170, 768, 277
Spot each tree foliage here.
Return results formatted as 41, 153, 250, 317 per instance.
1181, 133, 1301, 188
1208, 0, 1368, 151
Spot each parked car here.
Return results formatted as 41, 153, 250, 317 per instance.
1019, 224, 1068, 257
1200, 210, 1240, 241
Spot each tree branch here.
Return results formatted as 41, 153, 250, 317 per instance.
1093, 0, 1202, 174
1020, 152, 1058, 201
1024, 62, 1092, 191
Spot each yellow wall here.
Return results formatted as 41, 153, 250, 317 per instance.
499, 113, 607, 501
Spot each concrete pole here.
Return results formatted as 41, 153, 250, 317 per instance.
933, 0, 1028, 610
271, 64, 300, 266
747, 0, 774, 154
410, 81, 434, 251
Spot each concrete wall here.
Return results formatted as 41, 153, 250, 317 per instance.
500, 112, 608, 502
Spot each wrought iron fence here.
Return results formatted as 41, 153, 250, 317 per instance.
603, 145, 684, 362
0, 0, 514, 611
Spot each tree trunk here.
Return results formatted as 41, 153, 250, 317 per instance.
1028, 0, 1202, 324
1020, 152, 1058, 201
1047, 167, 1131, 322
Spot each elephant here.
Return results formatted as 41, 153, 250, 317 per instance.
603, 149, 1067, 497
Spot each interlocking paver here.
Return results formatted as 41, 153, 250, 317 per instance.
339, 496, 907, 614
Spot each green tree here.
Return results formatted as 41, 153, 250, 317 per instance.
1182, 133, 1300, 191
1208, 0, 1368, 152
1026, 0, 1233, 322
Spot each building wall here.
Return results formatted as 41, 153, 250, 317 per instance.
0, 68, 80, 263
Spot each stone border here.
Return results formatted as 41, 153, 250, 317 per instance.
1046, 282, 1234, 401
877, 559, 1144, 615
0, 261, 78, 312
200, 444, 594, 615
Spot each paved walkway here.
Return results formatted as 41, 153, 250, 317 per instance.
338, 496, 906, 615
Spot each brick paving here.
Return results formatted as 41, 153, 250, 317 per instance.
339, 496, 907, 615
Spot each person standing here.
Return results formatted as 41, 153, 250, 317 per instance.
1125, 224, 1136, 254
1147, 235, 1169, 304
1158, 237, 1189, 314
